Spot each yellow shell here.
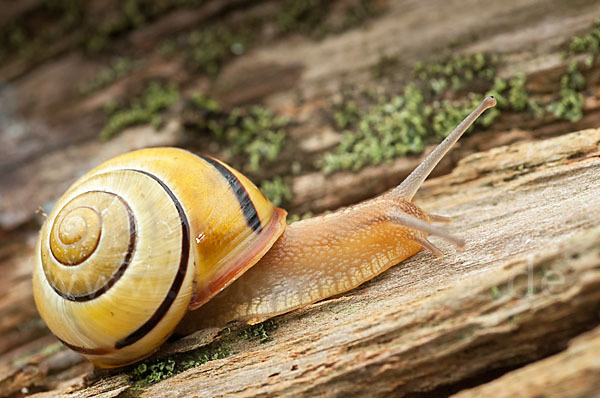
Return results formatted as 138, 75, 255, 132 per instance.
33, 148, 286, 367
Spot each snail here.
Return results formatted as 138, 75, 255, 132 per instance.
33, 96, 496, 368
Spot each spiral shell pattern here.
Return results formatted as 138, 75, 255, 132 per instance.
33, 167, 196, 367
33, 148, 286, 367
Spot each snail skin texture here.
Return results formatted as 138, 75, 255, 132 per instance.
33, 97, 497, 368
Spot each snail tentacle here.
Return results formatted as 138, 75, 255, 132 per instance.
393, 96, 497, 200
413, 236, 444, 258
427, 214, 452, 223
384, 211, 465, 249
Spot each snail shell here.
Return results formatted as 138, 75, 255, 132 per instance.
32, 148, 286, 367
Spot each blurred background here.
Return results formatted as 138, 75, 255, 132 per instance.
0, 0, 599, 395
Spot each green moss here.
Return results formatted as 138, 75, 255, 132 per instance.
129, 342, 229, 388
178, 345, 230, 371
414, 53, 504, 131
187, 96, 289, 173
320, 85, 430, 173
547, 62, 585, 122
414, 52, 499, 95
332, 0, 382, 34
260, 177, 292, 207
506, 73, 528, 111
430, 96, 478, 137
179, 0, 380, 78
131, 359, 176, 384
568, 17, 600, 55
79, 57, 140, 95
190, 93, 220, 112
484, 74, 543, 119
239, 319, 278, 343
491, 286, 501, 300
320, 83, 503, 173
0, 0, 82, 62
2, 0, 380, 76
546, 17, 600, 123
277, 0, 381, 38
333, 98, 361, 130
318, 49, 565, 173
186, 24, 253, 77
84, 0, 211, 53
562, 61, 586, 91
277, 0, 333, 36
287, 212, 314, 224
41, 342, 65, 356
100, 82, 179, 140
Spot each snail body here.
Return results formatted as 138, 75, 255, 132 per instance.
33, 97, 496, 368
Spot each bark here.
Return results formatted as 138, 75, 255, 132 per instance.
1, 128, 599, 397
1, 0, 600, 397
454, 328, 600, 398
139, 129, 600, 397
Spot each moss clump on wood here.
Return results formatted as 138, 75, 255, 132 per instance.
546, 17, 600, 122
131, 359, 177, 385
127, 319, 278, 389
547, 62, 586, 122
320, 85, 430, 173
3, 0, 383, 96
174, 0, 381, 77
83, 0, 210, 53
320, 36, 596, 174
260, 177, 292, 207
239, 319, 278, 343
125, 318, 279, 390
546, 18, 600, 122
287, 212, 315, 224
186, 94, 290, 173
277, 0, 381, 38
100, 82, 179, 140
129, 342, 230, 388
414, 52, 499, 94
319, 53, 509, 174
79, 57, 141, 95
126, 319, 278, 391
0, 0, 213, 61
414, 52, 542, 121
567, 17, 600, 56
277, 0, 334, 36
0, 0, 82, 62
185, 24, 254, 77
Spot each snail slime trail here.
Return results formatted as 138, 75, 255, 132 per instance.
33, 97, 496, 367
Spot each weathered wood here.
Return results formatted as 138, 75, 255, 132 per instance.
0, 128, 595, 397
1, 0, 600, 396
137, 129, 600, 397
454, 327, 600, 398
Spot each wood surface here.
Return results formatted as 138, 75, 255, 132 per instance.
1, 0, 599, 396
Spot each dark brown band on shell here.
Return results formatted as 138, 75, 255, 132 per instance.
198, 154, 262, 232
115, 169, 190, 349
46, 193, 136, 302
57, 337, 114, 355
